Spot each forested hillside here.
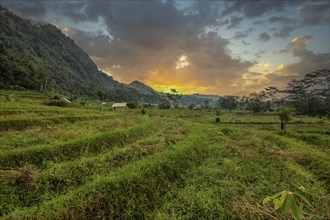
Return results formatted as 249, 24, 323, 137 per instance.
0, 6, 161, 102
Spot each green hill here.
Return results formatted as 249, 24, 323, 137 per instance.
0, 6, 160, 102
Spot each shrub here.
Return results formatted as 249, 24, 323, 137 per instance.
127, 101, 139, 109
215, 117, 220, 123
263, 187, 311, 220
44, 100, 69, 107
5, 94, 15, 101
141, 109, 146, 115
277, 108, 295, 130
159, 101, 171, 109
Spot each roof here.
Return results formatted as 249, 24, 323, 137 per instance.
112, 103, 128, 107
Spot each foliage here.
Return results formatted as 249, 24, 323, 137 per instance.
278, 108, 294, 123
263, 187, 311, 220
188, 103, 195, 110
44, 100, 69, 107
127, 100, 139, 109
166, 88, 182, 106
215, 117, 220, 123
218, 96, 238, 111
141, 109, 146, 115
4, 93, 15, 101
96, 89, 107, 101
159, 100, 171, 109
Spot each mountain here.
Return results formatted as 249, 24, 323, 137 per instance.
0, 6, 160, 102
180, 94, 220, 106
128, 80, 158, 95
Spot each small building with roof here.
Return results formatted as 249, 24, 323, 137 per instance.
112, 103, 128, 110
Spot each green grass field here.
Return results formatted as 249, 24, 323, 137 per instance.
0, 90, 329, 219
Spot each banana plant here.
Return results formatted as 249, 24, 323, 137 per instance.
263, 186, 311, 220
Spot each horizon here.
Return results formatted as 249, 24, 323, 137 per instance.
1, 0, 329, 96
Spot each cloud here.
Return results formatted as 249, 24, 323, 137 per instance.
226, 16, 243, 29
234, 32, 248, 40
276, 35, 329, 79
273, 26, 295, 39
258, 32, 270, 42
0, 0, 49, 20
233, 28, 253, 40
268, 16, 296, 24
297, 2, 330, 26
221, 1, 292, 19
69, 29, 112, 58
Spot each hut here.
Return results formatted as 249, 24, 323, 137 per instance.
112, 103, 128, 110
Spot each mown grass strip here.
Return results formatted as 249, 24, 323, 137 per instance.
0, 114, 120, 132
0, 121, 186, 216
4, 126, 209, 219
0, 117, 155, 168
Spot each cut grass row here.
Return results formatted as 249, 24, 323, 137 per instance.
0, 115, 139, 151
0, 116, 155, 168
3, 123, 210, 219
0, 120, 188, 216
0, 113, 121, 132
154, 125, 330, 219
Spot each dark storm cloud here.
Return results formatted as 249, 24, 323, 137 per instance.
258, 32, 270, 42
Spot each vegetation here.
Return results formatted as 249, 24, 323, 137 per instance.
278, 108, 295, 130
0, 89, 329, 219
263, 187, 311, 220
221, 69, 330, 117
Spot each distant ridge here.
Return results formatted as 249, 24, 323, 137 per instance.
129, 80, 159, 96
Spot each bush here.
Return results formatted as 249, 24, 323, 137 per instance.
127, 101, 139, 109
141, 109, 146, 115
215, 117, 220, 123
159, 101, 171, 109
44, 100, 69, 107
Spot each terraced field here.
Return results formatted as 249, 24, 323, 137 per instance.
0, 90, 329, 219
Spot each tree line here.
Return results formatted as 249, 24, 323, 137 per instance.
216, 69, 330, 116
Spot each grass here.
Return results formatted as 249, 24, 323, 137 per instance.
0, 89, 329, 219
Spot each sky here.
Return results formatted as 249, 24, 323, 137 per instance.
1, 0, 329, 95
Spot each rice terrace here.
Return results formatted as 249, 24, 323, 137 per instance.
0, 0, 330, 219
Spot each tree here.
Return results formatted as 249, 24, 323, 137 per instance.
166, 88, 182, 108
277, 108, 294, 130
127, 100, 139, 109
96, 89, 107, 101
159, 100, 171, 109
285, 69, 330, 116
219, 96, 238, 112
